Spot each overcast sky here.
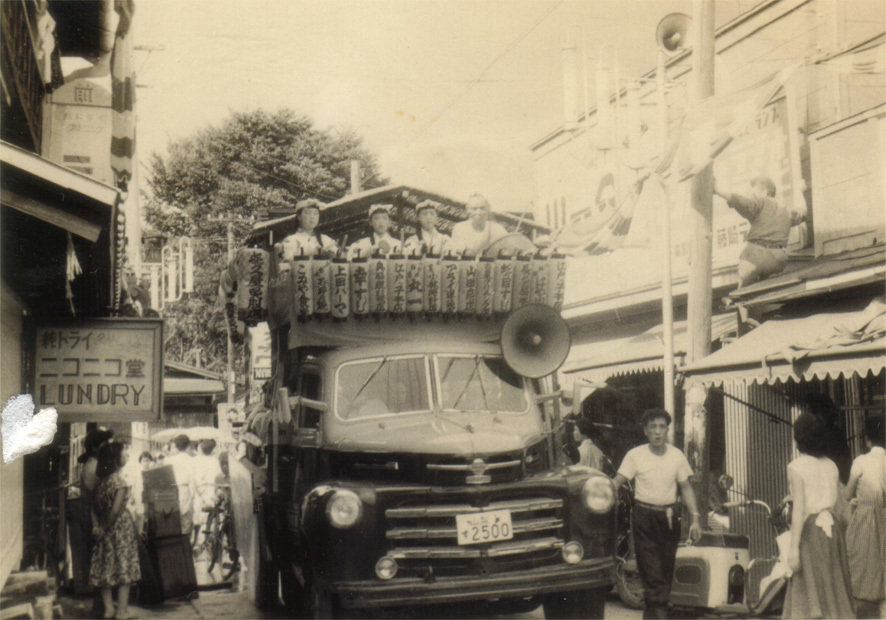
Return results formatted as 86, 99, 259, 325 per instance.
133, 0, 757, 211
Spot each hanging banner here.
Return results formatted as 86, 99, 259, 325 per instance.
477, 256, 495, 317
290, 256, 313, 322
388, 254, 407, 316
369, 256, 388, 315
331, 258, 350, 320
549, 255, 567, 310
493, 257, 515, 314
33, 319, 163, 422
422, 255, 442, 314
458, 259, 477, 315
350, 258, 370, 318
406, 256, 424, 314
441, 256, 459, 314
531, 256, 550, 305
312, 257, 331, 318
513, 254, 533, 310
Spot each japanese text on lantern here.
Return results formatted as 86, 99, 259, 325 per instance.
34, 320, 163, 421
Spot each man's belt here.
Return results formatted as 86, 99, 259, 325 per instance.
633, 500, 680, 512
749, 239, 787, 249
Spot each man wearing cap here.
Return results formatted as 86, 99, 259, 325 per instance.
404, 200, 451, 255
278, 198, 338, 260
451, 193, 508, 255
713, 176, 805, 287
347, 204, 403, 258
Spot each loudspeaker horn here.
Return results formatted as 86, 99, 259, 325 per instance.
501, 304, 571, 379
656, 12, 691, 55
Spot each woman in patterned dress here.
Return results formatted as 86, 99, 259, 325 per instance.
782, 412, 855, 619
90, 442, 141, 619
846, 415, 886, 619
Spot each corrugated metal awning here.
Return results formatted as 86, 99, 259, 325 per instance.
683, 298, 886, 386
562, 314, 737, 383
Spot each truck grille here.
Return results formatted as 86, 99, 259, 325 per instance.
384, 496, 566, 577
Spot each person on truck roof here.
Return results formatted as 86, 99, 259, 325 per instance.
348, 203, 403, 258
278, 198, 338, 260
404, 199, 451, 256
450, 193, 508, 255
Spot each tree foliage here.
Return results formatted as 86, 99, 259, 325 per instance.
144, 109, 386, 374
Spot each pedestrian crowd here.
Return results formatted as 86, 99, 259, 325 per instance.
71, 429, 236, 618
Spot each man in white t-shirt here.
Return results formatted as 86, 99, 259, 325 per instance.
450, 193, 508, 255
613, 409, 702, 620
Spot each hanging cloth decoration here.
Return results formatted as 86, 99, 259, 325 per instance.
110, 0, 136, 192
65, 232, 83, 315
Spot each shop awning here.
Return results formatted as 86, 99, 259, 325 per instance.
562, 314, 737, 383
0, 141, 119, 240
163, 377, 225, 396
682, 297, 886, 386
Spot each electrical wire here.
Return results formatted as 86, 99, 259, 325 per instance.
403, 0, 564, 147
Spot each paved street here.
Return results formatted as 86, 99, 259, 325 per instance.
58, 557, 643, 620
59, 587, 643, 620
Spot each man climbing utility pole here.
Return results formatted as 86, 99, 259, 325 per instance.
686, 0, 716, 525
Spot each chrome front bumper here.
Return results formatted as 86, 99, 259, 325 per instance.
333, 556, 615, 609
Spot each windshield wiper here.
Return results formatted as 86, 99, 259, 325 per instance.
452, 356, 489, 411
351, 356, 388, 402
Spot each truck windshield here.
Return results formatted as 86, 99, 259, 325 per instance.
436, 355, 527, 414
336, 356, 431, 419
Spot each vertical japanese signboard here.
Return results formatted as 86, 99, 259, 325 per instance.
33, 319, 163, 422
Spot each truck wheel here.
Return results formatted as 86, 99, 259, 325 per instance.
280, 563, 309, 618
615, 533, 644, 609
308, 570, 340, 619
543, 587, 606, 619
252, 513, 279, 610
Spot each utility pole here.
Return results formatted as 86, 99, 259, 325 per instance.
657, 50, 676, 441
226, 219, 236, 408
686, 0, 715, 524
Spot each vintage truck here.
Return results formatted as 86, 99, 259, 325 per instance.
221, 207, 618, 618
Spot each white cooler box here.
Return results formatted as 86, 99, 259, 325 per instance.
670, 532, 750, 611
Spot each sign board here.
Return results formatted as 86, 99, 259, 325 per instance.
42, 79, 114, 185
247, 323, 271, 406
33, 319, 163, 422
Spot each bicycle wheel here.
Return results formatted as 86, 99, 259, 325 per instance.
221, 531, 240, 581
207, 529, 224, 575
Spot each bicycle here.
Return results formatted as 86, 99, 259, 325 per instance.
195, 490, 240, 580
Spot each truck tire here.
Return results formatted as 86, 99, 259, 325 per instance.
280, 563, 309, 618
615, 533, 644, 609
252, 511, 279, 611
308, 570, 341, 619
543, 587, 606, 619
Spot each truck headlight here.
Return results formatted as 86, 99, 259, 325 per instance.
326, 489, 363, 528
581, 476, 614, 513
375, 556, 398, 580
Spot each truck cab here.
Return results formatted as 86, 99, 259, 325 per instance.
259, 317, 617, 618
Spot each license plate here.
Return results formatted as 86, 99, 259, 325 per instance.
456, 509, 513, 545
